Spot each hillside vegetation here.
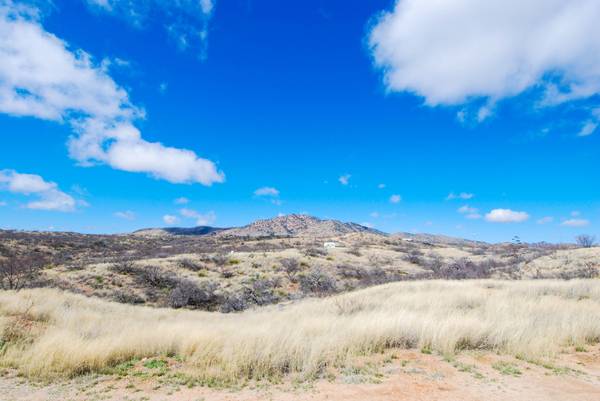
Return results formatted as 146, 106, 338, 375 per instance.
1, 280, 599, 384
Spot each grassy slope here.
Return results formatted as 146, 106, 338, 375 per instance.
1, 279, 600, 383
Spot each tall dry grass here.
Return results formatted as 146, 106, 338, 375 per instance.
1, 280, 600, 382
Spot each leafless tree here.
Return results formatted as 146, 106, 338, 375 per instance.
575, 234, 596, 248
280, 258, 301, 282
0, 253, 47, 290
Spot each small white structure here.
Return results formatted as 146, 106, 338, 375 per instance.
323, 242, 337, 249
402, 238, 413, 242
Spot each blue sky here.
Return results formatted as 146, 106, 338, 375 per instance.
1, 0, 599, 243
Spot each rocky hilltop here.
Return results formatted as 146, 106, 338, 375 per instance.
218, 214, 383, 238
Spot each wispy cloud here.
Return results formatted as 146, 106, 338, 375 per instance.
536, 216, 554, 225
446, 192, 474, 200
457, 205, 481, 219
338, 174, 351, 186
84, 0, 216, 59
389, 194, 401, 204
254, 187, 280, 197
174, 197, 189, 205
163, 214, 178, 225
561, 219, 590, 227
114, 210, 135, 220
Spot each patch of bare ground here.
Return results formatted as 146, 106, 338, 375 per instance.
1, 346, 599, 401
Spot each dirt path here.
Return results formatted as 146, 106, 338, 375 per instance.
2, 348, 599, 401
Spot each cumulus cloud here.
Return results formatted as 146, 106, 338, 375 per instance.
179, 208, 216, 226
485, 209, 530, 223
338, 174, 351, 186
446, 192, 474, 200
389, 194, 402, 204
84, 0, 215, 59
254, 187, 280, 197
369, 0, 600, 129
163, 214, 179, 225
0, 3, 224, 185
114, 210, 135, 220
0, 169, 77, 212
561, 218, 590, 227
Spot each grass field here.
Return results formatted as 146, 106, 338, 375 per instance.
1, 279, 599, 384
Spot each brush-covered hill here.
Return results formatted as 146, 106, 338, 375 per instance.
133, 214, 385, 238
218, 214, 384, 238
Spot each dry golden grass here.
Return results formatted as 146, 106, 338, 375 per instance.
1, 279, 600, 383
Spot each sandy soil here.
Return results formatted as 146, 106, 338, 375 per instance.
2, 347, 599, 401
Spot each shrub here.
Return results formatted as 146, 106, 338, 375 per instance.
110, 258, 137, 274
169, 279, 219, 309
303, 247, 327, 257
178, 258, 203, 271
299, 267, 337, 296
113, 290, 145, 305
0, 253, 47, 290
280, 258, 301, 281
346, 246, 362, 257
136, 265, 178, 288
576, 235, 596, 248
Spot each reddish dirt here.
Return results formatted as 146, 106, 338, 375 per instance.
1, 347, 599, 401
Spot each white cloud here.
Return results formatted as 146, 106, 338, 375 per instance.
179, 208, 216, 226
174, 197, 189, 205
571, 211, 581, 217
114, 210, 135, 220
377, 183, 386, 189
0, 169, 77, 212
561, 218, 590, 227
369, 0, 600, 126
537, 216, 554, 224
389, 194, 402, 203
254, 187, 280, 197
370, 211, 380, 218
163, 214, 179, 225
338, 174, 351, 185
446, 192, 474, 200
485, 209, 530, 223
0, 201, 6, 206
84, 0, 215, 58
458, 205, 481, 220
457, 205, 477, 214
0, 3, 224, 185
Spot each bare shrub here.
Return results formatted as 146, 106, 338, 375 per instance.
178, 258, 203, 271
303, 247, 327, 257
438, 258, 492, 280
113, 290, 145, 305
110, 258, 136, 274
0, 253, 47, 290
136, 265, 178, 288
402, 249, 425, 266
576, 235, 596, 248
280, 258, 301, 282
299, 267, 337, 296
169, 279, 219, 309
346, 246, 362, 257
